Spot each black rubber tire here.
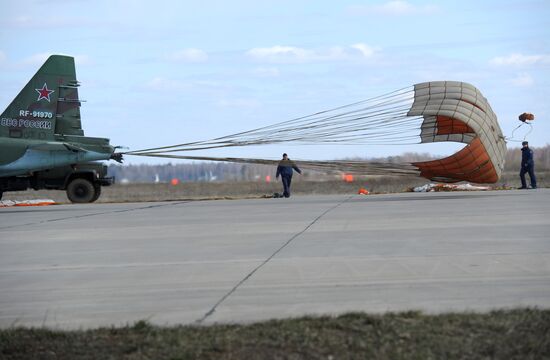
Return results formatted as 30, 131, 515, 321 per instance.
0, 191, 3, 201
90, 184, 102, 203
66, 178, 96, 203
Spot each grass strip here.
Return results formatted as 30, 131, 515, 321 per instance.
1, 308, 549, 359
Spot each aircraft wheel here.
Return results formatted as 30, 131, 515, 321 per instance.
67, 178, 96, 203
90, 184, 102, 203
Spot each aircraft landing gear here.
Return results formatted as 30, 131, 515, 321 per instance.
66, 178, 100, 203
91, 184, 102, 203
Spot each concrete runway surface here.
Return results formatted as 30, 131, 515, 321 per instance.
1, 190, 549, 329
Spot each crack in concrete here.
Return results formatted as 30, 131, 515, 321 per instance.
196, 195, 354, 324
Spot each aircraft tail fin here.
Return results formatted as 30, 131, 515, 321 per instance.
1, 55, 85, 140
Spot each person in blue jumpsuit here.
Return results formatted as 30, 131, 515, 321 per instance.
519, 141, 537, 189
276, 153, 302, 198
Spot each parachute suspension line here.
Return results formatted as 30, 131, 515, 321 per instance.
125, 87, 419, 155
507, 122, 533, 143
125, 86, 423, 176
508, 123, 524, 142
129, 153, 420, 177
523, 122, 533, 141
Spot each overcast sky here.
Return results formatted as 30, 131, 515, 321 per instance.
1, 0, 549, 163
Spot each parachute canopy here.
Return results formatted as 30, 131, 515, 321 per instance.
407, 81, 506, 183
127, 81, 507, 183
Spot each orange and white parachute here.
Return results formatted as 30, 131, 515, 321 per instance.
126, 81, 507, 183
407, 81, 506, 183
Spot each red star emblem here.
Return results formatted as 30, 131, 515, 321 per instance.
35, 83, 55, 102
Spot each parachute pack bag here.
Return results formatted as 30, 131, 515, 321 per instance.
518, 113, 535, 122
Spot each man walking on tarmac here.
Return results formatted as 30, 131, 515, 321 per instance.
519, 141, 537, 189
276, 153, 302, 198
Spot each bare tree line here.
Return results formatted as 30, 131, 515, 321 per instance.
505, 144, 550, 171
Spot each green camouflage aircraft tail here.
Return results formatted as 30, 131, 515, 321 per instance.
1, 55, 84, 141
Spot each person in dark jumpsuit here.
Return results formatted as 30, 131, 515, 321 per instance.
519, 141, 537, 189
276, 153, 302, 198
